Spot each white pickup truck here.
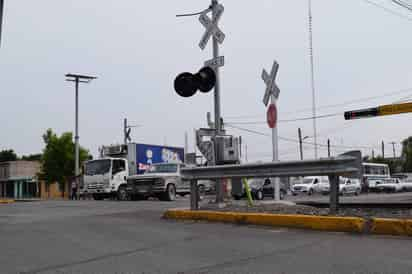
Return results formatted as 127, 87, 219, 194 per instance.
126, 163, 191, 201
376, 178, 412, 193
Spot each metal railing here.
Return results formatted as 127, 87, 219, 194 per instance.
181, 151, 362, 213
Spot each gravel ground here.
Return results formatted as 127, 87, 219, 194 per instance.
200, 200, 412, 219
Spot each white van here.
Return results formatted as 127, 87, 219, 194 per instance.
291, 176, 330, 196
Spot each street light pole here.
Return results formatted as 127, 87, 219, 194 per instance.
65, 74, 97, 193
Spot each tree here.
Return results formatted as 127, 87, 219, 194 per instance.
0, 149, 18, 162
367, 156, 402, 174
21, 154, 42, 161
401, 137, 412, 172
40, 129, 90, 196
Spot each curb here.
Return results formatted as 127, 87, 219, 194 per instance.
0, 199, 15, 204
371, 218, 412, 237
164, 210, 365, 233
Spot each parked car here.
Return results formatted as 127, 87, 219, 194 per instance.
232, 178, 286, 200
196, 180, 216, 195
376, 178, 407, 193
400, 179, 412, 191
262, 178, 287, 200
339, 178, 361, 196
291, 176, 329, 196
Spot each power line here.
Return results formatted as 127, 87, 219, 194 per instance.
225, 87, 412, 120
226, 124, 380, 150
361, 0, 412, 21
392, 0, 412, 12
226, 112, 341, 125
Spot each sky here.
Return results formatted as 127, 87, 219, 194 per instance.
2, 0, 412, 162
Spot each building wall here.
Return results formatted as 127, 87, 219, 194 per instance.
39, 181, 69, 200
0, 161, 41, 181
8, 161, 41, 179
0, 162, 11, 181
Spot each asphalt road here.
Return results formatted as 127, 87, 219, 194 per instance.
1, 199, 412, 274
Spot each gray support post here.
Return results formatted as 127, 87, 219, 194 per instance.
190, 180, 199, 210
329, 175, 339, 214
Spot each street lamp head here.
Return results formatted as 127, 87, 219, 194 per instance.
65, 74, 98, 83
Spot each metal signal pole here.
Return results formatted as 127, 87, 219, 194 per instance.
210, 0, 225, 203
212, 0, 222, 136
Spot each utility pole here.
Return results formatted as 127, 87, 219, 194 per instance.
327, 139, 331, 158
298, 128, 303, 160
0, 0, 4, 46
308, 0, 318, 159
390, 142, 396, 158
382, 141, 385, 159
124, 118, 128, 145
65, 73, 97, 193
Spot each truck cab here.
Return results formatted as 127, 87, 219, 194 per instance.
82, 158, 129, 200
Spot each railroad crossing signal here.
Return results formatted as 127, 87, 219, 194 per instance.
344, 102, 412, 120
174, 67, 216, 97
262, 61, 281, 106
199, 4, 225, 50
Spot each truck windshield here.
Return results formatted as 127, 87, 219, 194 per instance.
146, 164, 178, 173
85, 160, 111, 175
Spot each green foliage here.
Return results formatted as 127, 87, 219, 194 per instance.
40, 129, 90, 185
0, 149, 18, 162
367, 156, 402, 174
21, 154, 42, 161
401, 137, 412, 172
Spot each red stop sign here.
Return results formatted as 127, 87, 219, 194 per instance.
267, 103, 277, 129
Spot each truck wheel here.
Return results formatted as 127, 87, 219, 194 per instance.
93, 194, 103, 201
117, 186, 128, 201
164, 184, 176, 201
198, 185, 206, 201
255, 190, 264, 200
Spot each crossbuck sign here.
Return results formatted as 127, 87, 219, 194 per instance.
199, 4, 226, 50
262, 61, 280, 106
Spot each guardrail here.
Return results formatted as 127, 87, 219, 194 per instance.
181, 151, 362, 213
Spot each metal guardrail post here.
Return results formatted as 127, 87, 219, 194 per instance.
329, 175, 339, 214
190, 179, 199, 210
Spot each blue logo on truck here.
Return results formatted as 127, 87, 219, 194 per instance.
136, 144, 184, 174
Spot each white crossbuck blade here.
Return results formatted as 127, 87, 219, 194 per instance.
262, 61, 280, 106
199, 4, 226, 50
